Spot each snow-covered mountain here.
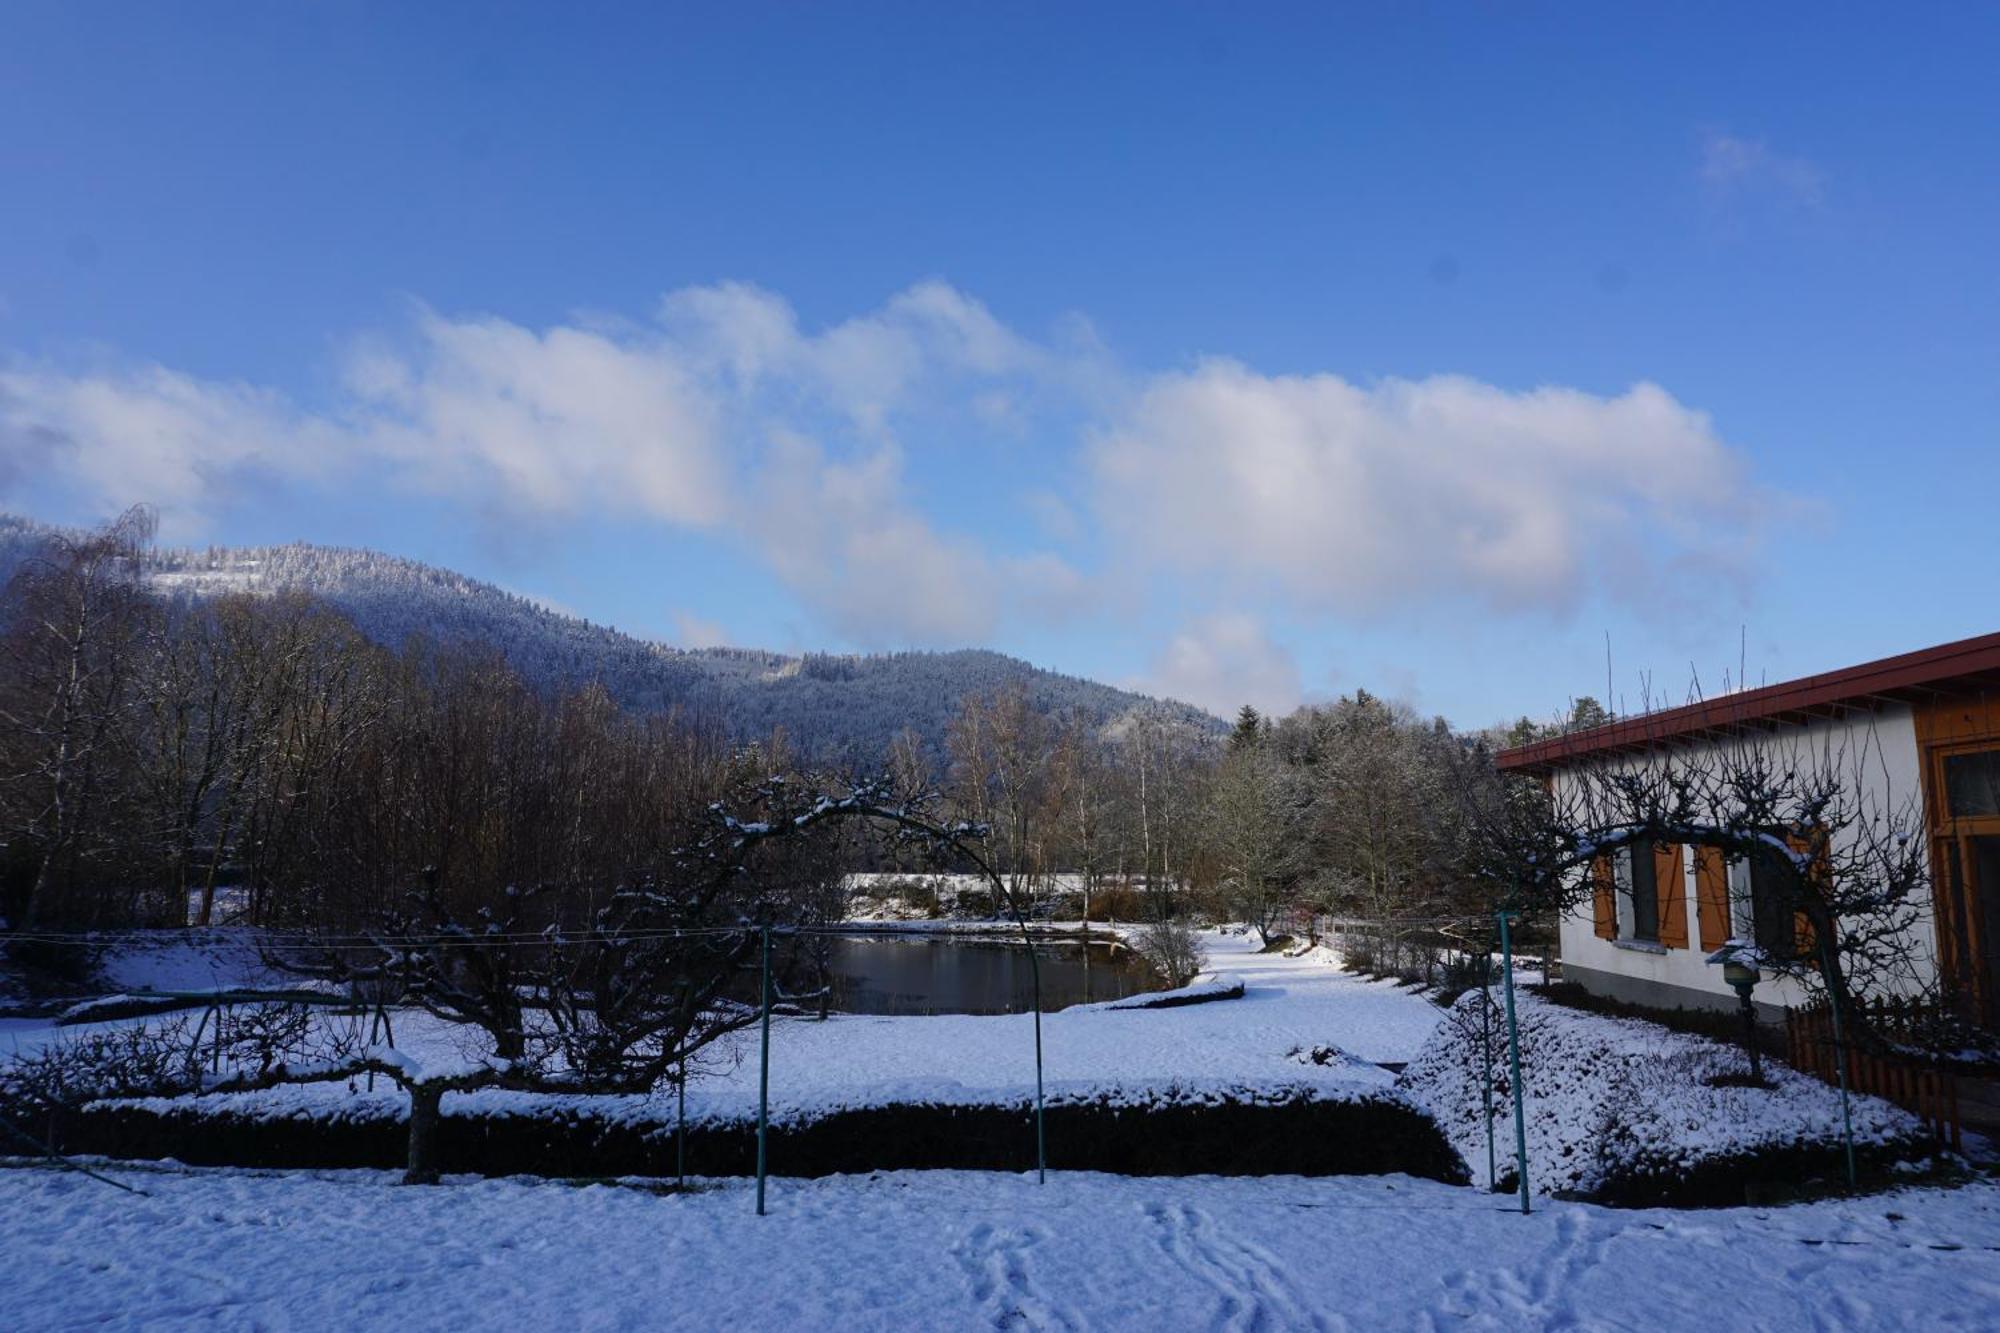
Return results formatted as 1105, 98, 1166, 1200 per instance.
0, 514, 1219, 762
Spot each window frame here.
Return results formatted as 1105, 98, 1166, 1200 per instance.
1725, 848, 1799, 959
1611, 845, 1662, 945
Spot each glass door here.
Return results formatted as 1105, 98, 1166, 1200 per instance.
1935, 744, 2000, 1028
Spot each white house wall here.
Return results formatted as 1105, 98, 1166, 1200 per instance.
1553, 703, 1936, 1016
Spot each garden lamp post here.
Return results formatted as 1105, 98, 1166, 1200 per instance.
1706, 942, 1763, 1083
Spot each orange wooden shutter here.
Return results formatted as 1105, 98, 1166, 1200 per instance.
1591, 855, 1615, 939
1655, 843, 1688, 948
1786, 829, 1826, 958
1693, 846, 1731, 950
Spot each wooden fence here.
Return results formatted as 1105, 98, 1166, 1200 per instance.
1784, 997, 1962, 1151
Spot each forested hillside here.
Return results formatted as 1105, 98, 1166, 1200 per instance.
0, 514, 1218, 763
0, 508, 1503, 976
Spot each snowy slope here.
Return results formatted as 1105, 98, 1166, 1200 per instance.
93, 931, 292, 997
0, 514, 1221, 762
1402, 987, 1929, 1198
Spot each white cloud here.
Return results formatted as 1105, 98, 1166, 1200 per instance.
0, 281, 1781, 660
658, 278, 1045, 433
1700, 131, 1825, 208
0, 363, 342, 539
1023, 490, 1083, 543
673, 611, 730, 649
1139, 612, 1302, 717
349, 309, 728, 529
744, 433, 1001, 644
1091, 361, 1758, 616
0, 283, 1064, 645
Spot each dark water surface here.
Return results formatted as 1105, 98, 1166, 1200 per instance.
824, 935, 1160, 1014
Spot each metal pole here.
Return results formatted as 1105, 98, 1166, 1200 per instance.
188, 1003, 214, 1079
676, 1059, 687, 1191
1499, 910, 1531, 1215
1480, 953, 1496, 1191
1027, 941, 1046, 1184
1827, 986, 1859, 1189
972, 854, 1046, 1183
756, 925, 771, 1216
1737, 986, 1764, 1084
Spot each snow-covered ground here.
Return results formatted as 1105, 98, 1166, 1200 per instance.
9, 927, 1998, 1328
687, 930, 1437, 1118
1405, 988, 1930, 1198
28, 928, 1446, 1129
95, 929, 292, 996
7, 1161, 1999, 1331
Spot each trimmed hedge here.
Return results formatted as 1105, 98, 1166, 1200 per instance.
1591, 1139, 1934, 1209
59, 1088, 1469, 1185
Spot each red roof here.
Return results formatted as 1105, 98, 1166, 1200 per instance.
1496, 630, 2000, 774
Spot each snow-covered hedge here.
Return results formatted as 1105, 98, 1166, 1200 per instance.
1078, 974, 1245, 1011
68, 1079, 1467, 1183
1399, 988, 1934, 1205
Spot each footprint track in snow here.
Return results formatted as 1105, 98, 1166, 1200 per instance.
1437, 1208, 1611, 1330
1144, 1201, 1330, 1333
952, 1221, 1079, 1331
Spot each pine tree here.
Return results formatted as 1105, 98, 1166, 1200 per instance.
1565, 696, 1613, 733
1230, 704, 1263, 752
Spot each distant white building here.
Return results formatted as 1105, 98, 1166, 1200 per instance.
1497, 631, 2000, 1024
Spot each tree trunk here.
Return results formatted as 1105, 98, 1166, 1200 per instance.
403, 1083, 444, 1185
21, 849, 54, 930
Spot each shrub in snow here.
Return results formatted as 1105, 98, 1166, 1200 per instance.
1, 1018, 199, 1142
1399, 988, 1933, 1206
1130, 920, 1208, 988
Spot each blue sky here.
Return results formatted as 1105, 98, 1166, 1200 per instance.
3, 4, 1996, 725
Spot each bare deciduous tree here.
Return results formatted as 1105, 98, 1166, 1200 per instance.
1461, 732, 1956, 1056
0, 506, 156, 926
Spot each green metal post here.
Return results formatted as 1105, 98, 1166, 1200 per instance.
1827, 985, 1859, 1189
756, 925, 771, 1216
1027, 942, 1046, 1184
1480, 952, 1496, 1192
977, 857, 1046, 1184
1499, 910, 1531, 1215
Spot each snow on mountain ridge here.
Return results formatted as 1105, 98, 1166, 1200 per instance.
0, 513, 1221, 762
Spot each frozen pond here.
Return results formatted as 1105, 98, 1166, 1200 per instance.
823, 934, 1160, 1014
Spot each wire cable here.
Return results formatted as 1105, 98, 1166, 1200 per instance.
0, 1111, 149, 1196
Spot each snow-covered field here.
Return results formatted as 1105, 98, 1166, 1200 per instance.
24, 928, 1445, 1128
687, 930, 1436, 1117
7, 1161, 2000, 1331
8, 927, 1999, 1328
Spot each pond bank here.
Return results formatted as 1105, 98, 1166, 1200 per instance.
820, 930, 1160, 1014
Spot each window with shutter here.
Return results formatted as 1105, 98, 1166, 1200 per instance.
1729, 843, 1807, 961
1786, 829, 1826, 960
1628, 846, 1659, 943
1591, 855, 1615, 940
1693, 845, 1731, 950
1655, 843, 1688, 948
